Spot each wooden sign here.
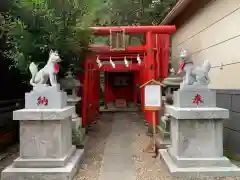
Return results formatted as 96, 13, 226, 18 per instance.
140, 79, 164, 154
140, 79, 164, 111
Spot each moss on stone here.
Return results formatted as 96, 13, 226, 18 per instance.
224, 150, 240, 161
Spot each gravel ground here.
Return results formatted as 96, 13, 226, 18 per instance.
0, 144, 19, 173
131, 113, 240, 180
1, 112, 240, 180
74, 112, 113, 180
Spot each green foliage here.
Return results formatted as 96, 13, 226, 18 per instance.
1, 0, 176, 79
149, 0, 177, 25
72, 125, 84, 146
2, 0, 107, 75
0, 13, 5, 38
100, 0, 177, 26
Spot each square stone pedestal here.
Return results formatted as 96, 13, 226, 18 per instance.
67, 96, 82, 130
160, 89, 240, 177
1, 107, 84, 180
158, 114, 171, 149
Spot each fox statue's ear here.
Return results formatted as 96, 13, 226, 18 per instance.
49, 49, 53, 55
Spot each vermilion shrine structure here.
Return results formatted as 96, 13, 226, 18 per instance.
80, 25, 176, 128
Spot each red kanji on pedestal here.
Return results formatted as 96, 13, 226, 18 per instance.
193, 94, 203, 105
37, 96, 49, 106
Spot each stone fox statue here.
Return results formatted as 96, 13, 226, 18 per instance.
29, 50, 62, 86
178, 49, 211, 86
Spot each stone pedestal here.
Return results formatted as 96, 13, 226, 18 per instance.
1, 85, 84, 180
160, 87, 240, 177
67, 96, 82, 130
67, 96, 86, 147
59, 70, 82, 131
158, 113, 171, 149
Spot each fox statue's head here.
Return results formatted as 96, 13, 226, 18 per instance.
49, 50, 62, 63
178, 49, 190, 73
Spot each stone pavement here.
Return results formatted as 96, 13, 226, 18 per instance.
98, 113, 136, 180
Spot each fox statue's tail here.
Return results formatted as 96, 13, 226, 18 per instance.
202, 60, 211, 85
29, 62, 38, 86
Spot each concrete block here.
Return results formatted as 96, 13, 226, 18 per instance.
13, 106, 75, 121
160, 149, 240, 177
1, 149, 84, 180
169, 117, 224, 158
173, 89, 216, 108
25, 84, 67, 109
166, 106, 229, 119
168, 150, 232, 168
19, 117, 72, 159
14, 146, 76, 168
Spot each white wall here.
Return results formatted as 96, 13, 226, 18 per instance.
171, 0, 240, 89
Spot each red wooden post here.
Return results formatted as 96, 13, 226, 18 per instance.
145, 31, 155, 126
87, 62, 92, 125
96, 70, 100, 117
161, 34, 170, 79
89, 62, 94, 124
140, 55, 146, 112
104, 72, 108, 108
133, 71, 137, 105
92, 68, 96, 123
153, 34, 159, 124
82, 59, 89, 127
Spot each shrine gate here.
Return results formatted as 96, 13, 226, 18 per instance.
80, 25, 176, 128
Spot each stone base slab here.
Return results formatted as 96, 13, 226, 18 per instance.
160, 149, 240, 177
14, 146, 76, 168
13, 106, 75, 121
167, 148, 233, 168
166, 106, 229, 119
1, 149, 84, 180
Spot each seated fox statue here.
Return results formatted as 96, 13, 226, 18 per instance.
178, 49, 211, 86
29, 50, 61, 87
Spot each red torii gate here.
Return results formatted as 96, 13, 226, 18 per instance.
80, 25, 176, 130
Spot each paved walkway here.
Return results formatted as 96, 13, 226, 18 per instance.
73, 112, 240, 180
98, 113, 136, 180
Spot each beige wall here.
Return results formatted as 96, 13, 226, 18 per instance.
171, 0, 240, 89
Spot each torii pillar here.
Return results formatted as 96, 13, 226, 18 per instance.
145, 31, 156, 135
